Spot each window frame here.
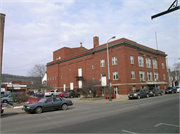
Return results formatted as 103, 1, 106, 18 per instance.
130, 56, 134, 64
138, 56, 144, 67
100, 59, 105, 67
112, 56, 117, 65
146, 58, 151, 68
153, 59, 158, 69
139, 71, 145, 81
147, 72, 152, 81
131, 71, 135, 79
113, 71, 118, 80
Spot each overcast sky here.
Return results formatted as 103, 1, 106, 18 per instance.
1, 0, 179, 76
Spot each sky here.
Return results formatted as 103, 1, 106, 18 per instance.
0, 0, 179, 76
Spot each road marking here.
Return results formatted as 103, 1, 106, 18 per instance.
43, 114, 69, 133
155, 123, 180, 128
122, 130, 139, 134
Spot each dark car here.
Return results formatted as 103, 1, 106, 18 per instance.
128, 88, 149, 99
165, 87, 177, 94
149, 87, 163, 97
22, 97, 73, 114
64, 91, 80, 98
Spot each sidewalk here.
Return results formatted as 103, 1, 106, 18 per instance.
2, 95, 128, 115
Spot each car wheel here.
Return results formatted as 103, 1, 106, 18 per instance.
62, 104, 67, 110
146, 94, 149, 98
160, 92, 163, 96
2, 100, 7, 103
35, 107, 42, 114
137, 95, 140, 99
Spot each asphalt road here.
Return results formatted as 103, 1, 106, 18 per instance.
1, 93, 179, 134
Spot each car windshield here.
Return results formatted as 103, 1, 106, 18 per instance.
38, 98, 47, 103
66, 92, 71, 94
133, 90, 140, 93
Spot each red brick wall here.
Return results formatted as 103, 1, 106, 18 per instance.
47, 38, 168, 94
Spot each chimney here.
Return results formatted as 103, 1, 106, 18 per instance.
93, 36, 99, 48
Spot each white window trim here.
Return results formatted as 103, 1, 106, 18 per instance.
138, 56, 144, 67
113, 71, 118, 80
100, 59, 105, 67
112, 56, 117, 65
130, 56, 134, 64
131, 71, 135, 79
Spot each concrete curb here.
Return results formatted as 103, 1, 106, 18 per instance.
109, 99, 128, 103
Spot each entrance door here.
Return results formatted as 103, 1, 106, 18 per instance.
114, 87, 119, 95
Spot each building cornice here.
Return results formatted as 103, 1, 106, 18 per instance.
47, 40, 167, 67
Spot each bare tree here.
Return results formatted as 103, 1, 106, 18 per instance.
28, 64, 46, 92
81, 79, 101, 98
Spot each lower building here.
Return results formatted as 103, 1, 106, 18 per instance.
47, 36, 168, 97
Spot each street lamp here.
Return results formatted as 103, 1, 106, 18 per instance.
174, 58, 180, 86
107, 36, 116, 101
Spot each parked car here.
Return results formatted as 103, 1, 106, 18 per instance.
0, 94, 12, 103
59, 92, 67, 97
148, 87, 163, 97
64, 91, 80, 98
0, 101, 4, 114
22, 97, 73, 114
165, 87, 177, 94
1, 91, 11, 98
45, 90, 61, 97
128, 88, 149, 99
176, 87, 180, 93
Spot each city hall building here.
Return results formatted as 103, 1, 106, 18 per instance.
47, 36, 168, 97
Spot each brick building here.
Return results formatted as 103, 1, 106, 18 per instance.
47, 36, 168, 97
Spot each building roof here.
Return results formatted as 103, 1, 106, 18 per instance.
47, 37, 167, 67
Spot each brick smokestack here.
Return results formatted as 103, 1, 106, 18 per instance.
93, 36, 99, 48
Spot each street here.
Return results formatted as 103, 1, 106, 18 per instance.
1, 93, 179, 134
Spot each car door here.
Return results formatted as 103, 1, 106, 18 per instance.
53, 97, 62, 109
140, 89, 144, 97
43, 98, 53, 110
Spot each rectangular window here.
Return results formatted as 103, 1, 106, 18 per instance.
147, 72, 152, 81
130, 56, 134, 64
163, 74, 166, 80
78, 68, 82, 77
132, 86, 136, 92
154, 72, 158, 80
153, 59, 158, 69
131, 71, 135, 79
100, 59, 105, 67
139, 71, 145, 81
112, 56, 117, 65
113, 71, 118, 80
138, 56, 144, 67
146, 58, 151, 68
92, 65, 94, 69
162, 63, 164, 69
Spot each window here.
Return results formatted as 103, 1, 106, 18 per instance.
130, 56, 134, 64
132, 86, 136, 92
131, 71, 135, 79
138, 56, 144, 67
153, 59, 158, 69
112, 56, 117, 65
154, 72, 158, 80
147, 72, 152, 81
146, 58, 151, 68
53, 97, 61, 102
113, 71, 118, 80
139, 71, 145, 81
163, 74, 166, 80
100, 59, 105, 67
162, 63, 164, 69
92, 65, 94, 69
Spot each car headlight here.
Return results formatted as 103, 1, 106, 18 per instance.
134, 93, 137, 96
26, 106, 30, 109
128, 94, 130, 96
